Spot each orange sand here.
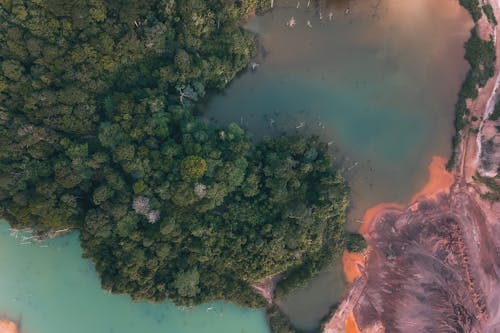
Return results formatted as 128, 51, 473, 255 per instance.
359, 156, 453, 237
0, 320, 19, 333
343, 156, 454, 332
359, 202, 405, 235
342, 251, 365, 283
345, 311, 361, 333
410, 156, 454, 203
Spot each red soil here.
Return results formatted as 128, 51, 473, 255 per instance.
345, 311, 361, 333
410, 156, 454, 203
342, 251, 365, 284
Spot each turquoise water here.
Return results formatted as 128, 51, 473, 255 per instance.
0, 222, 269, 333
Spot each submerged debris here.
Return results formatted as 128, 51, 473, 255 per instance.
286, 16, 296, 28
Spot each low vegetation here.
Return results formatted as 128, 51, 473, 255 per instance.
447, 3, 497, 170
491, 99, 500, 121
474, 173, 500, 201
483, 4, 498, 25
345, 232, 367, 253
459, 0, 482, 22
266, 305, 304, 333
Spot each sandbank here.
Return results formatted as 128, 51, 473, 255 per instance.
341, 251, 364, 284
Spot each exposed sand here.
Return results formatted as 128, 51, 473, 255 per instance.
358, 202, 404, 236
0, 320, 19, 333
345, 312, 361, 333
342, 251, 365, 284
410, 156, 454, 203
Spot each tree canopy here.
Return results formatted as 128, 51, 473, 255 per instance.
0, 0, 349, 307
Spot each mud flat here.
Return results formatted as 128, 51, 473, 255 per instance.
324, 1, 500, 332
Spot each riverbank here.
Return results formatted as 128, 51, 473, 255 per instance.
325, 0, 500, 331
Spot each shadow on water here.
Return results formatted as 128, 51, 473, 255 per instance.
200, 0, 472, 331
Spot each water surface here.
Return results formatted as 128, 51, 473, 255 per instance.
203, 0, 471, 225
0, 222, 269, 333
201, 0, 472, 330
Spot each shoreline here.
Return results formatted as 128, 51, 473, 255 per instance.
328, 0, 500, 332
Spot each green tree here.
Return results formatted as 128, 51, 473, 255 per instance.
181, 155, 207, 179
174, 269, 201, 298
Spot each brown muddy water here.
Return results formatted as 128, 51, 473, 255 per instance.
201, 0, 473, 331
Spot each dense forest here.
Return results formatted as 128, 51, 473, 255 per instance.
0, 0, 350, 306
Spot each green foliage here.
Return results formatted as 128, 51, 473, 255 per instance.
345, 232, 367, 253
174, 269, 201, 298
491, 99, 500, 121
447, 18, 497, 170
464, 29, 496, 89
483, 4, 497, 25
266, 305, 305, 333
274, 180, 347, 299
0, 0, 349, 307
181, 156, 207, 179
459, 0, 482, 22
474, 173, 500, 201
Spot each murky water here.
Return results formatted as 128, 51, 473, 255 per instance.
201, 0, 472, 330
0, 222, 269, 333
